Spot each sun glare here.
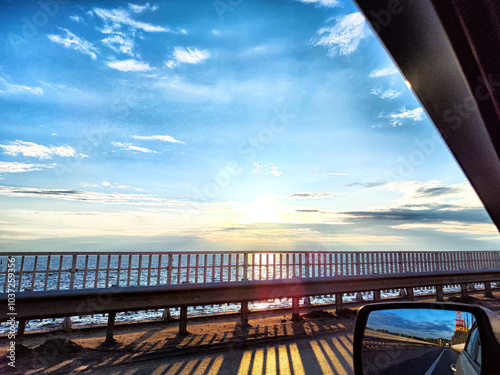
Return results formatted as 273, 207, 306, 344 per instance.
247, 197, 281, 223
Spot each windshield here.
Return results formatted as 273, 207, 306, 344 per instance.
1, 0, 499, 253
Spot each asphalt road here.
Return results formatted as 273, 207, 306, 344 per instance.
362, 346, 459, 375
102, 332, 356, 375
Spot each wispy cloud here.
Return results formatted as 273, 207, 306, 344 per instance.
371, 88, 401, 100
111, 141, 156, 153
296, 0, 340, 7
101, 34, 134, 55
392, 221, 499, 236
132, 135, 186, 144
380, 181, 481, 209
0, 141, 77, 159
347, 180, 386, 188
47, 28, 98, 60
286, 192, 341, 199
91, 6, 168, 33
369, 66, 399, 78
106, 59, 152, 72
166, 47, 210, 68
128, 3, 157, 13
101, 180, 144, 191
0, 161, 55, 173
252, 162, 282, 177
0, 77, 43, 96
303, 171, 349, 177
387, 107, 424, 126
0, 185, 189, 207
315, 12, 367, 56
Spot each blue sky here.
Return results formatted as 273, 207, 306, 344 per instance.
1, 0, 499, 252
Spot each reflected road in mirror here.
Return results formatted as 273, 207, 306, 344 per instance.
362, 309, 475, 375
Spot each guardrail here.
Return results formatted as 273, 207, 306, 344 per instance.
1, 250, 499, 292
2, 269, 499, 343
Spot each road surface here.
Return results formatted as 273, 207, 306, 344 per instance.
363, 346, 459, 375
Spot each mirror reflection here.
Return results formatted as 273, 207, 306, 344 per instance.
362, 309, 479, 375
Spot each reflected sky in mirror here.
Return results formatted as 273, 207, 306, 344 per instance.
366, 309, 474, 340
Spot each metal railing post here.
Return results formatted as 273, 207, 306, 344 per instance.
16, 319, 26, 346
241, 301, 250, 327
106, 312, 116, 343
406, 287, 414, 301
64, 254, 78, 330
179, 306, 188, 335
484, 282, 494, 298
243, 252, 248, 281
435, 285, 444, 302
335, 293, 343, 310
460, 284, 468, 299
292, 297, 301, 321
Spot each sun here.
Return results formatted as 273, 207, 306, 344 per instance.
247, 197, 281, 223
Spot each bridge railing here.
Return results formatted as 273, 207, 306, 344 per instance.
1, 250, 499, 293
2, 269, 500, 343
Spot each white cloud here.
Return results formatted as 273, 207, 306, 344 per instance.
0, 141, 76, 159
132, 135, 185, 144
101, 34, 134, 55
369, 66, 399, 78
252, 162, 282, 177
106, 59, 151, 72
379, 89, 401, 100
167, 47, 210, 68
270, 167, 283, 177
47, 28, 98, 60
69, 15, 81, 22
111, 141, 156, 153
315, 12, 367, 56
100, 180, 144, 191
117, 185, 144, 191
81, 182, 99, 188
0, 162, 55, 173
286, 192, 341, 199
0, 77, 43, 96
296, 0, 340, 7
387, 107, 424, 126
371, 88, 401, 100
92, 6, 168, 33
128, 3, 157, 13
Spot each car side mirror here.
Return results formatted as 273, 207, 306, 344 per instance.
353, 302, 500, 375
